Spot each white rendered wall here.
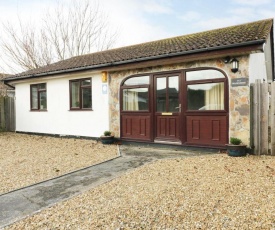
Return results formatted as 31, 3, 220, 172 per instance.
15, 72, 109, 137
248, 53, 267, 83
264, 34, 273, 82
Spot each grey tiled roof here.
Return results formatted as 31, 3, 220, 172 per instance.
5, 18, 273, 81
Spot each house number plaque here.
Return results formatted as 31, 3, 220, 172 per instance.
231, 78, 249, 87
102, 84, 108, 94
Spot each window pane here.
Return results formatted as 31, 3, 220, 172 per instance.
186, 70, 225, 81
82, 79, 91, 86
168, 76, 179, 112
123, 88, 148, 111
39, 91, 47, 110
71, 82, 80, 108
82, 88, 92, 108
123, 76, 150, 86
31, 86, 38, 109
39, 83, 46, 90
156, 77, 166, 112
187, 83, 224, 110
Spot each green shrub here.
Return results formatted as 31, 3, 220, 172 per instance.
230, 137, 242, 145
103, 130, 112, 136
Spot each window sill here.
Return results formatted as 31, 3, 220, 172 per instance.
69, 109, 93, 111
30, 110, 48, 112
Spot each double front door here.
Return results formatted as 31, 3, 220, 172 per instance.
121, 69, 228, 148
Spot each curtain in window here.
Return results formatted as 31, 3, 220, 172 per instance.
71, 82, 80, 107
205, 83, 224, 110
123, 90, 139, 110
31, 86, 38, 109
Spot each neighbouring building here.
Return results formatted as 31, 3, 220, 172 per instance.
3, 18, 274, 149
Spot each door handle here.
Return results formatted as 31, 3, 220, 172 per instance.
175, 104, 181, 112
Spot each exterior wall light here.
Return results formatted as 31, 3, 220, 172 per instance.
223, 57, 239, 73
223, 56, 231, 64
231, 58, 239, 73
102, 71, 108, 83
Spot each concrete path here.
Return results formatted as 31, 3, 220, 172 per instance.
0, 145, 216, 228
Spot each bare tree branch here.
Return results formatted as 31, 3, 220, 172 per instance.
0, 0, 117, 73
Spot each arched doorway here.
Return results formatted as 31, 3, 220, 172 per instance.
120, 68, 228, 148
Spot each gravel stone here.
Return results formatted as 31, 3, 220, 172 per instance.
0, 132, 118, 195
6, 154, 275, 229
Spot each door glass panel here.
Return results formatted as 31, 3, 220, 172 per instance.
186, 69, 225, 81
156, 78, 166, 112
123, 88, 148, 111
168, 76, 179, 112
187, 82, 224, 110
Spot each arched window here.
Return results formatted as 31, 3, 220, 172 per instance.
186, 69, 226, 111
121, 76, 150, 111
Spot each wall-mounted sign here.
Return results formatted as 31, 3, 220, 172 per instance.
102, 84, 108, 94
231, 78, 249, 87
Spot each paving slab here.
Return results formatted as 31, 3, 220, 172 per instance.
0, 145, 217, 228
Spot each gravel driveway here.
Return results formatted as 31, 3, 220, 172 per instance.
5, 152, 275, 229
0, 132, 118, 195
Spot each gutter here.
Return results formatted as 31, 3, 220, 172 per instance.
4, 39, 266, 83
3, 81, 15, 89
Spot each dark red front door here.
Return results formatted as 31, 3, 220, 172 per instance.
154, 74, 181, 143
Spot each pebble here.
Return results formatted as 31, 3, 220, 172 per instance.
0, 132, 117, 195
6, 153, 275, 229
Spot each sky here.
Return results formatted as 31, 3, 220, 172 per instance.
0, 0, 274, 72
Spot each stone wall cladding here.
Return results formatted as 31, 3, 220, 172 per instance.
109, 55, 250, 146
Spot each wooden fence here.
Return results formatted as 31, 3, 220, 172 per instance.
251, 80, 275, 155
0, 96, 15, 132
